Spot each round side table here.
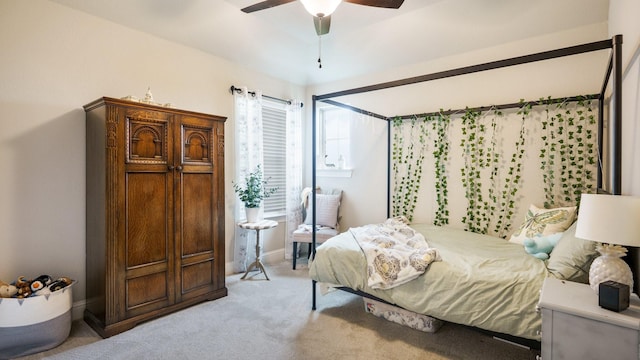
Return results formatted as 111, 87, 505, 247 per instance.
238, 219, 278, 280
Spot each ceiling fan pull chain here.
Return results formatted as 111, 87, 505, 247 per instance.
317, 17, 322, 69
318, 37, 322, 68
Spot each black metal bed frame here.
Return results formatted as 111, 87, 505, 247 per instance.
307, 35, 624, 347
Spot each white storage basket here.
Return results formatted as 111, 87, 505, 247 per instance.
0, 282, 75, 359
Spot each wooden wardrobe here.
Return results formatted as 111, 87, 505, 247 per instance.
84, 97, 227, 337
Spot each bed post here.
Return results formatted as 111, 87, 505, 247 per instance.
610, 34, 636, 294
387, 119, 391, 218
311, 95, 318, 310
612, 34, 623, 196
312, 280, 317, 310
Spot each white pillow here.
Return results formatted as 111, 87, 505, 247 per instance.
509, 204, 577, 245
304, 194, 340, 228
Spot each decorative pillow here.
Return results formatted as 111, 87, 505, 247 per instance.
509, 204, 577, 245
547, 221, 598, 283
304, 194, 341, 228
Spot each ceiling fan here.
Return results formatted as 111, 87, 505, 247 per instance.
241, 0, 405, 36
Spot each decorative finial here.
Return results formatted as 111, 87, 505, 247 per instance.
144, 87, 154, 102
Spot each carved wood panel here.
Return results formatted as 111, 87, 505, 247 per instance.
126, 115, 169, 164
182, 125, 212, 165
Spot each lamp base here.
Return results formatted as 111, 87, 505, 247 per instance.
589, 244, 633, 294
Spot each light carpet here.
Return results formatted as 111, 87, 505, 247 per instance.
17, 261, 539, 360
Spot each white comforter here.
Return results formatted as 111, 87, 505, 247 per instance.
350, 217, 440, 289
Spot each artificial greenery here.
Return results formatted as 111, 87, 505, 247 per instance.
493, 102, 527, 237
460, 107, 487, 233
233, 165, 278, 208
392, 116, 427, 221
539, 97, 597, 208
458, 105, 526, 237
391, 96, 597, 237
432, 113, 450, 226
485, 110, 502, 235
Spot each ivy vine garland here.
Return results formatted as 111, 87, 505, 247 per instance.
460, 107, 487, 233
391, 95, 598, 236
539, 97, 597, 208
392, 116, 427, 221
493, 102, 527, 237
432, 113, 450, 226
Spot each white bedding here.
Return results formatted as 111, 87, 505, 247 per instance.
309, 223, 550, 340
350, 217, 440, 289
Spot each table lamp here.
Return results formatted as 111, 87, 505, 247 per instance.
575, 193, 640, 294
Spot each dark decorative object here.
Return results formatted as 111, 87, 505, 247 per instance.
599, 280, 630, 312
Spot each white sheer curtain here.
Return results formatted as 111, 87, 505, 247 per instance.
285, 100, 303, 260
233, 86, 264, 273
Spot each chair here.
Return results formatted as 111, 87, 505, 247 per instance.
292, 188, 342, 270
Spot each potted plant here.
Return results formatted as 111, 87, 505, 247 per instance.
233, 165, 278, 223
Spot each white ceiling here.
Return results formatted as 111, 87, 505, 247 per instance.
50, 0, 609, 86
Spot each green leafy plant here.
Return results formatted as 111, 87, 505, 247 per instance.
233, 165, 278, 208
493, 101, 527, 238
391, 96, 597, 238
539, 96, 597, 208
391, 116, 427, 221
432, 113, 450, 226
460, 107, 487, 233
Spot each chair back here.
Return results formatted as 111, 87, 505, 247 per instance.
300, 187, 342, 230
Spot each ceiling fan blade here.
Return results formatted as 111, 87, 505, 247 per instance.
313, 15, 331, 36
344, 0, 404, 8
241, 0, 296, 13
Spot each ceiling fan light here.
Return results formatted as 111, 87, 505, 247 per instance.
300, 0, 342, 17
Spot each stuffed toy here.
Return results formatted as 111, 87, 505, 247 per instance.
0, 280, 18, 298
523, 232, 563, 260
15, 276, 33, 298
48, 276, 73, 292
30, 274, 52, 293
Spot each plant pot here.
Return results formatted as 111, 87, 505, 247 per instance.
245, 207, 260, 223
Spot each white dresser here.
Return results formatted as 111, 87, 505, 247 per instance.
538, 277, 640, 360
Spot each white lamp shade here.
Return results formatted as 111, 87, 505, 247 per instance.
300, 0, 342, 17
575, 194, 640, 247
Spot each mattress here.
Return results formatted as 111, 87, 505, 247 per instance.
309, 224, 548, 340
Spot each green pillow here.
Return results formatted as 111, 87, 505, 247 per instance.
547, 221, 598, 283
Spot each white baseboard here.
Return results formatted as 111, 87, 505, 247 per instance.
71, 299, 86, 321
225, 248, 286, 275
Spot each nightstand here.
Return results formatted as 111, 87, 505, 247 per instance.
538, 277, 640, 359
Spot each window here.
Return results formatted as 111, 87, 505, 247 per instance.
318, 106, 351, 170
262, 99, 287, 217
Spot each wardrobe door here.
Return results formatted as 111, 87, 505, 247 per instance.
120, 108, 175, 318
174, 115, 220, 300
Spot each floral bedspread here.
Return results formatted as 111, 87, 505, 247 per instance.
350, 217, 440, 289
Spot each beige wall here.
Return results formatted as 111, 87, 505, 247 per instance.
609, 0, 640, 196
608, 0, 640, 292
0, 0, 303, 315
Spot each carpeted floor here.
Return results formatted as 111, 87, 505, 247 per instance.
16, 261, 540, 360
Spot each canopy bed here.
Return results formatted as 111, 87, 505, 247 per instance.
306, 35, 626, 347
